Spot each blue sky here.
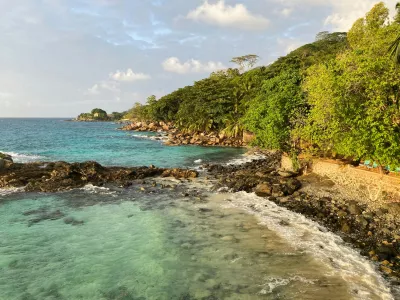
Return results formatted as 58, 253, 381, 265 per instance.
0, 0, 397, 117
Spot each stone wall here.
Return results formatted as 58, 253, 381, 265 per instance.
281, 155, 400, 205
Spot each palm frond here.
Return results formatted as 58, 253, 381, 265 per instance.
389, 34, 400, 64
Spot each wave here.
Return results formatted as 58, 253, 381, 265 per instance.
0, 187, 25, 196
1, 151, 45, 163
131, 134, 168, 142
80, 184, 117, 196
225, 153, 265, 166
224, 192, 395, 300
260, 276, 317, 295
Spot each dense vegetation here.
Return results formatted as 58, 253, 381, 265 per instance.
77, 108, 125, 121
125, 2, 400, 167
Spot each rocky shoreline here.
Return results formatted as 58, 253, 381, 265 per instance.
120, 121, 250, 147
204, 152, 400, 284
0, 154, 197, 193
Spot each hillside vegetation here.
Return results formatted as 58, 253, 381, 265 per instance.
125, 2, 400, 167
77, 108, 125, 122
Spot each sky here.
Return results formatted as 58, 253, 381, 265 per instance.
0, 0, 398, 117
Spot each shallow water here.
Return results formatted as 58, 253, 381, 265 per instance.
0, 180, 394, 300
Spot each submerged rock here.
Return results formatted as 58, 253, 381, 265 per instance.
64, 217, 84, 226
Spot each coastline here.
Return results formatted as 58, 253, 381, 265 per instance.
1, 148, 400, 297
120, 120, 251, 147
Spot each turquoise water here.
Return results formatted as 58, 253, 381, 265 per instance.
0, 118, 245, 167
0, 119, 396, 299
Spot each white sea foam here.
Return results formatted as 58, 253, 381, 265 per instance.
225, 153, 265, 166
0, 187, 25, 197
80, 184, 117, 195
259, 276, 317, 294
194, 159, 203, 164
223, 192, 395, 300
1, 151, 45, 163
131, 134, 167, 142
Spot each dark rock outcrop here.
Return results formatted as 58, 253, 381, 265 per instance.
205, 151, 301, 196
0, 152, 13, 170
0, 161, 198, 193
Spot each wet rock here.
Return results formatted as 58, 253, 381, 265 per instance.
341, 222, 351, 234
28, 210, 65, 226
0, 152, 13, 170
272, 185, 285, 197
161, 169, 198, 179
0, 161, 198, 192
376, 245, 397, 260
356, 216, 369, 229
278, 170, 297, 178
63, 217, 84, 226
199, 207, 212, 213
347, 201, 362, 215
278, 220, 290, 226
285, 178, 302, 195
255, 183, 272, 197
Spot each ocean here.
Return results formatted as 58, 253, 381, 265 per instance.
0, 118, 396, 299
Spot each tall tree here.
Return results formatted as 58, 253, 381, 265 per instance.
389, 2, 400, 64
230, 55, 259, 72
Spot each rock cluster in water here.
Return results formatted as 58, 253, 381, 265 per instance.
0, 153, 198, 193
120, 121, 249, 147
0, 152, 13, 169
205, 152, 400, 281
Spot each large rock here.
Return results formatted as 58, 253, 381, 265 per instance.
255, 183, 272, 197
0, 152, 13, 170
347, 201, 362, 215
0, 152, 12, 161
285, 178, 302, 195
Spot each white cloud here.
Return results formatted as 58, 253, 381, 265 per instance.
86, 81, 120, 95
0, 92, 14, 98
109, 68, 151, 82
280, 8, 293, 17
186, 0, 269, 30
85, 68, 149, 97
162, 57, 226, 74
273, 0, 398, 31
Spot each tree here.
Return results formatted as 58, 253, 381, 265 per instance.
315, 31, 330, 41
298, 3, 400, 166
230, 55, 260, 72
243, 69, 304, 150
90, 108, 108, 120
395, 2, 400, 23
389, 3, 400, 64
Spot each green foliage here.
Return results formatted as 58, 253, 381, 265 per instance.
78, 108, 125, 121
90, 108, 108, 120
298, 2, 400, 166
230, 54, 260, 72
243, 69, 304, 150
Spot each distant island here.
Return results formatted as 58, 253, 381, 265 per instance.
75, 108, 127, 122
